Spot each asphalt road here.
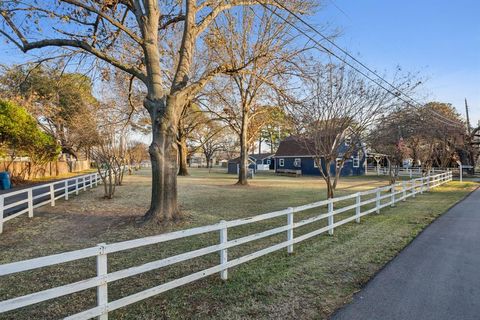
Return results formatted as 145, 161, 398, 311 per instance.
331, 187, 480, 320
1, 175, 96, 218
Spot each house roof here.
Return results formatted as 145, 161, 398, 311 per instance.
274, 136, 314, 157
274, 135, 364, 157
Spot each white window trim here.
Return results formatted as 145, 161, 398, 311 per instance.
279, 159, 285, 167
313, 159, 319, 168
294, 158, 301, 168
336, 158, 343, 169
353, 156, 360, 168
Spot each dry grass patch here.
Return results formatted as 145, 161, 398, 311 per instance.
0, 169, 476, 319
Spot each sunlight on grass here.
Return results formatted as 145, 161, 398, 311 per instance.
0, 168, 477, 319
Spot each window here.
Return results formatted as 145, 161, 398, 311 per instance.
279, 159, 284, 167
336, 158, 342, 169
294, 158, 301, 168
266, 159, 271, 165
353, 156, 360, 168
313, 159, 319, 168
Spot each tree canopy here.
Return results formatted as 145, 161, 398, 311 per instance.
0, 99, 60, 165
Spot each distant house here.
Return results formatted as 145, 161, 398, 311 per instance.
274, 136, 366, 176
227, 153, 275, 174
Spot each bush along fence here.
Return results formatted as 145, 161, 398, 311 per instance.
0, 171, 452, 319
0, 172, 102, 234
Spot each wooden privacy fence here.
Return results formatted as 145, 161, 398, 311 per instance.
0, 172, 102, 234
0, 171, 453, 319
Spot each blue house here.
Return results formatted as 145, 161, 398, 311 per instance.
274, 136, 366, 176
227, 153, 274, 174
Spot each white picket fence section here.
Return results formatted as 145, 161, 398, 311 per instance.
0, 172, 102, 234
0, 171, 453, 319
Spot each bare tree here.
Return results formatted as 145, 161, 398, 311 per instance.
292, 63, 419, 198
204, 6, 309, 185
189, 120, 226, 168
0, 0, 312, 222
370, 110, 414, 183
91, 100, 130, 198
177, 102, 209, 175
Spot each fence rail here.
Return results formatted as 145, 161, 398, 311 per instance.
367, 166, 450, 178
0, 172, 102, 234
0, 171, 453, 319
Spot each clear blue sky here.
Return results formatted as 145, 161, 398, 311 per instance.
315, 0, 480, 126
0, 1, 478, 126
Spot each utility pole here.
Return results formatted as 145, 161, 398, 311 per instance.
465, 98, 471, 135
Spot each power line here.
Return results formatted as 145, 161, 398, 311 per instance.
266, 0, 463, 128
256, 0, 464, 128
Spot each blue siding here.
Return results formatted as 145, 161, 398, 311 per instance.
227, 162, 256, 174
275, 153, 366, 177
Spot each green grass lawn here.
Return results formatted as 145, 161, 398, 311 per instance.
0, 168, 477, 319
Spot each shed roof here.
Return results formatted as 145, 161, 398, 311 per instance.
228, 153, 274, 163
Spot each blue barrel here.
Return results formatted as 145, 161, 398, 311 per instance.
0, 171, 11, 190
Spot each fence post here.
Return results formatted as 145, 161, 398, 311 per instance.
65, 180, 69, 200
50, 184, 55, 206
90, 174, 94, 188
96, 243, 108, 320
420, 177, 424, 194
219, 220, 228, 280
75, 178, 79, 195
0, 195, 4, 234
427, 175, 431, 191
287, 207, 294, 253
95, 173, 99, 187
27, 189, 33, 218
390, 184, 395, 207
355, 193, 361, 223
412, 179, 416, 198
376, 189, 381, 214
328, 199, 334, 235
83, 176, 87, 191
409, 169, 412, 179
402, 180, 407, 201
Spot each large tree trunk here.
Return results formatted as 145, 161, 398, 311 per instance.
237, 115, 249, 185
178, 137, 189, 176
142, 98, 181, 223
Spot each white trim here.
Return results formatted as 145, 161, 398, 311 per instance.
353, 156, 360, 168
279, 159, 285, 167
336, 158, 342, 169
293, 158, 301, 168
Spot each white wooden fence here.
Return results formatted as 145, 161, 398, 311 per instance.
0, 172, 102, 234
0, 171, 453, 319
368, 166, 449, 178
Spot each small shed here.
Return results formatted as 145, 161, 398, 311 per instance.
227, 156, 257, 174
